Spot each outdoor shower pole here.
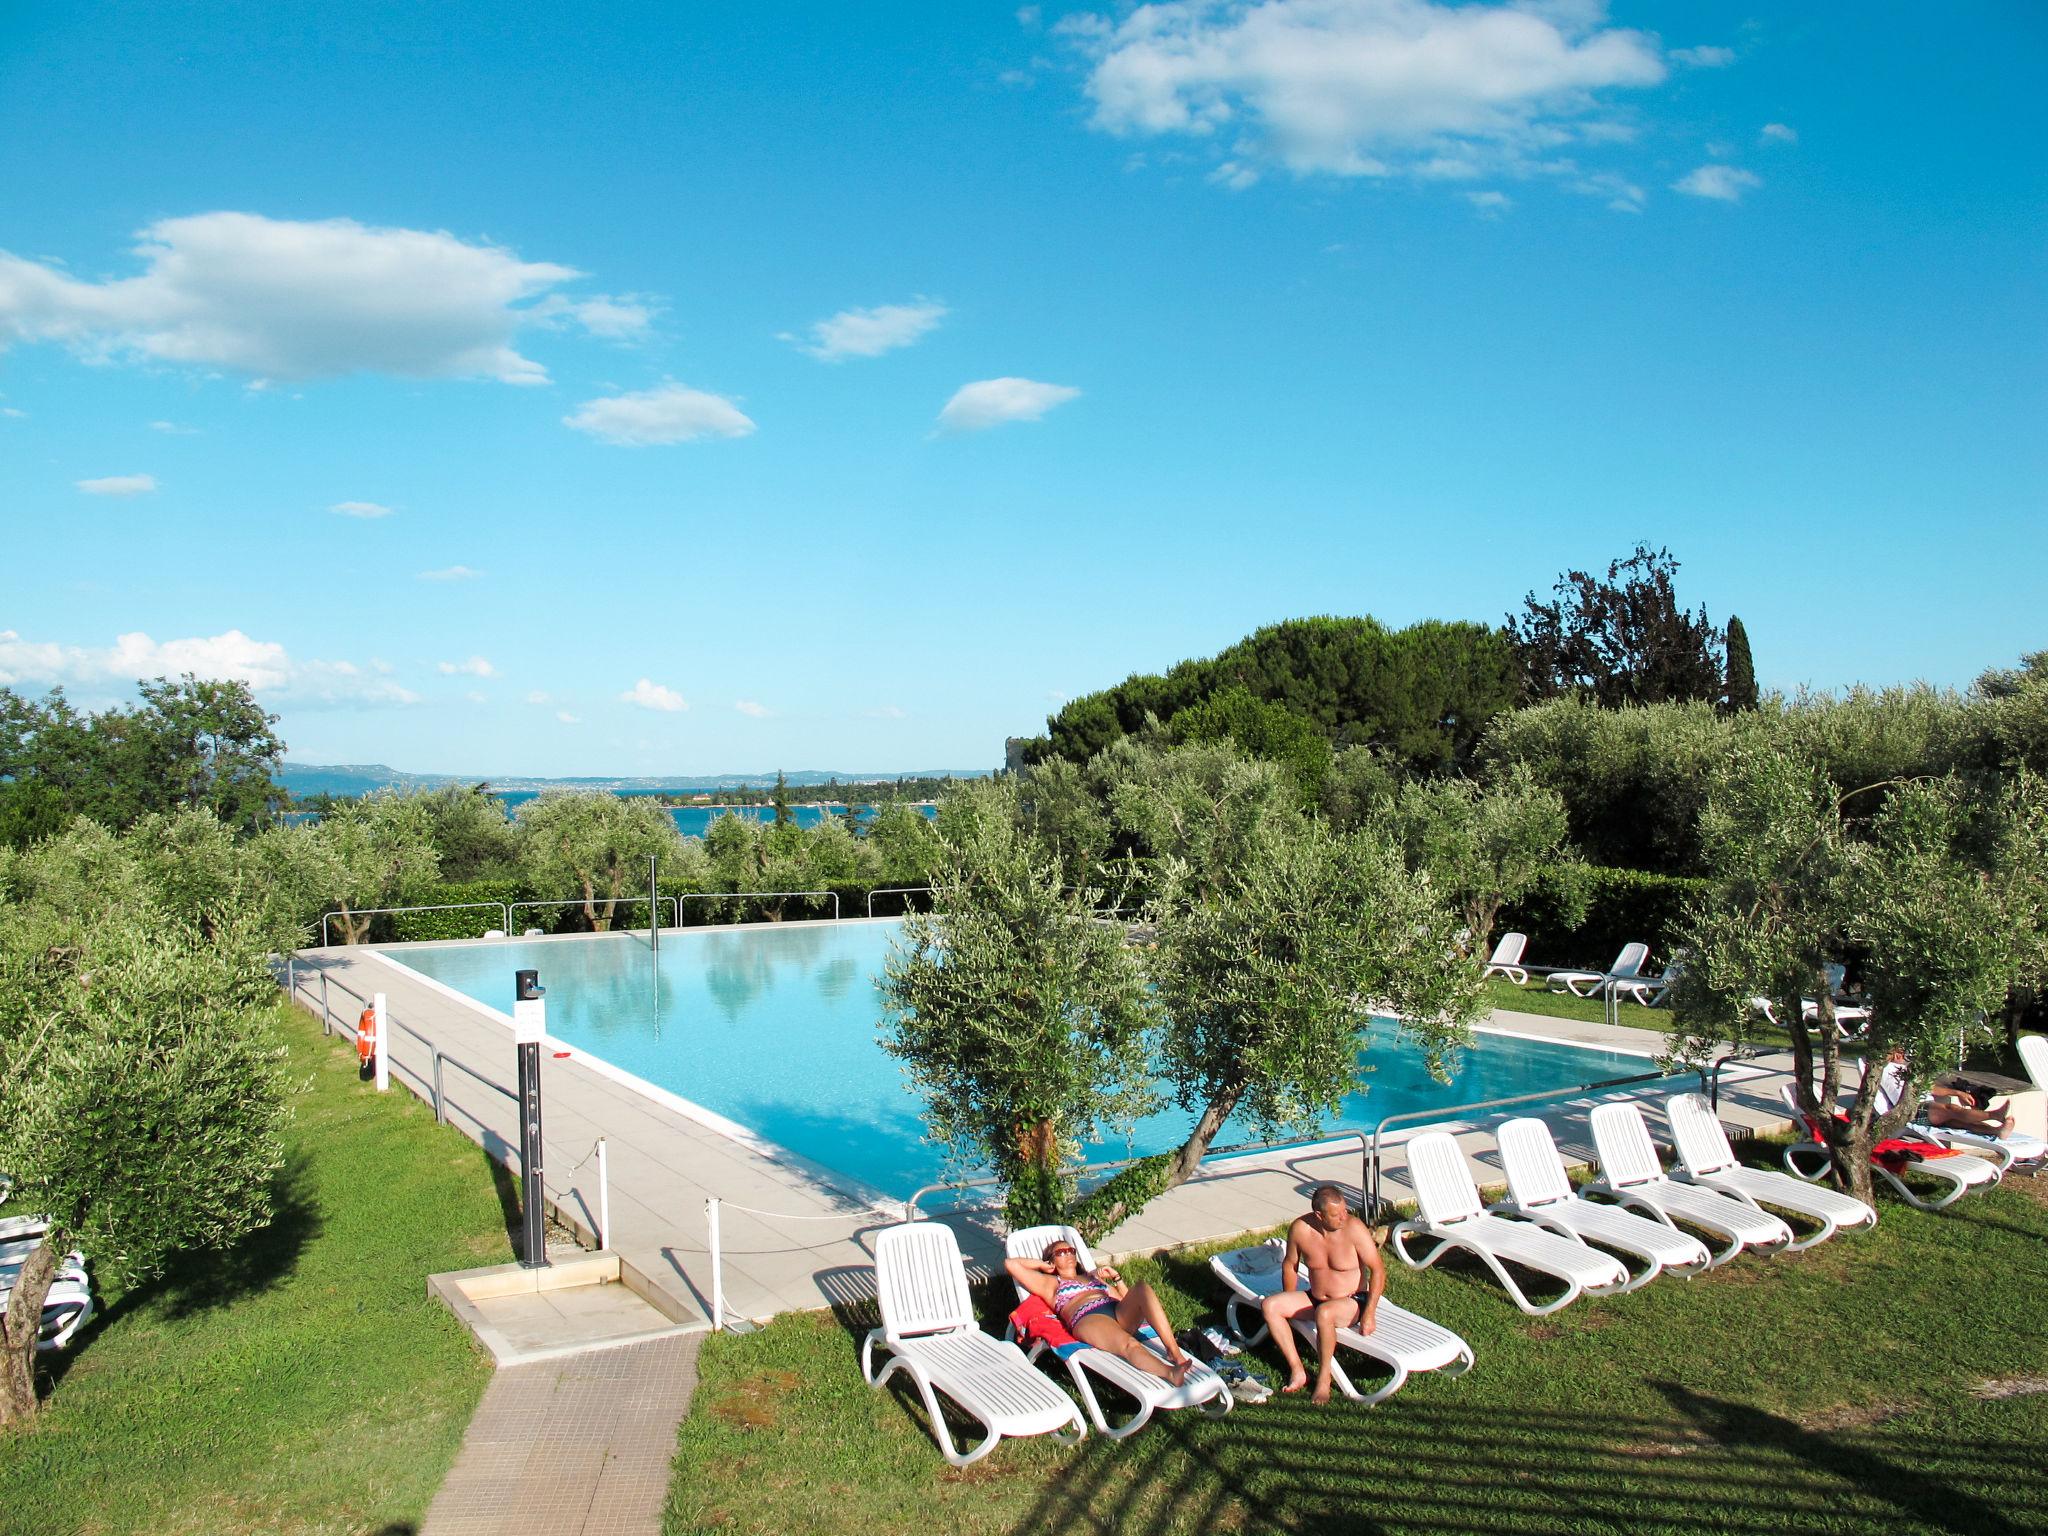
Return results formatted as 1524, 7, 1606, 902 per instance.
649, 854, 659, 954
512, 969, 550, 1270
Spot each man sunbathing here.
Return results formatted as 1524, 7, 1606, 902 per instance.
1006, 1239, 1194, 1386
1261, 1184, 1384, 1405
1884, 1051, 2016, 1137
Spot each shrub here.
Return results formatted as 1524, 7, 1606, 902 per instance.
1498, 864, 1707, 969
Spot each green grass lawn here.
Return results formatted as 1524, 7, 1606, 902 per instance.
0, 1000, 515, 1536
1481, 975, 1685, 1035
667, 1172, 2048, 1536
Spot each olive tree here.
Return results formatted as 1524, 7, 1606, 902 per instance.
0, 824, 294, 1425
516, 791, 682, 930
1670, 749, 2048, 1202
1142, 816, 1483, 1206
879, 780, 1157, 1225
298, 793, 441, 943
1371, 763, 1577, 951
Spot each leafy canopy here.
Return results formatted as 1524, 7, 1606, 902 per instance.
879, 779, 1157, 1224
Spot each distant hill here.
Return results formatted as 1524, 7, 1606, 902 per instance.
278, 762, 993, 799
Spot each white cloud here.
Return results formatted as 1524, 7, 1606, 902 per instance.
620, 677, 687, 712
1068, 0, 1665, 189
77, 473, 156, 496
525, 689, 552, 705
556, 710, 580, 724
0, 626, 421, 708
2, 406, 25, 419
1669, 45, 1735, 68
0, 212, 633, 385
564, 383, 756, 446
1465, 189, 1511, 213
936, 377, 1081, 434
329, 499, 395, 518
786, 300, 948, 361
437, 655, 496, 677
1761, 122, 1797, 145
534, 294, 655, 339
464, 689, 488, 704
418, 564, 481, 582
1672, 164, 1761, 202
865, 704, 908, 719
734, 700, 773, 718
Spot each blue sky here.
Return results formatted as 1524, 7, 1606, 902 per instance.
2, 1, 2042, 776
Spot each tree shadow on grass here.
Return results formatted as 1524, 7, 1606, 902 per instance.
994, 1384, 2048, 1536
40, 1150, 324, 1392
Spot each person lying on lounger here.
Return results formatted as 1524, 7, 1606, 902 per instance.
1261, 1184, 1385, 1405
1005, 1239, 1194, 1386
1885, 1052, 2016, 1137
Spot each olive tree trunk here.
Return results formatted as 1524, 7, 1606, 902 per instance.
0, 1237, 56, 1427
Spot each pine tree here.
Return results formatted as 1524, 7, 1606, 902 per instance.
1724, 615, 1759, 712
771, 769, 794, 828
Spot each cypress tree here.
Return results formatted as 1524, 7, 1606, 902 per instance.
1724, 615, 1759, 712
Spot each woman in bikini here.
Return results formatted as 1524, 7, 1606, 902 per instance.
1005, 1238, 1194, 1386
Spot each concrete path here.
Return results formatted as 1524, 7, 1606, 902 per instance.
290, 937, 904, 1327
420, 1334, 700, 1536
288, 937, 1799, 1325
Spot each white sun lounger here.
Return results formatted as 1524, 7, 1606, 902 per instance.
1586, 1101, 1793, 1265
1613, 961, 1682, 1008
1873, 1060, 2048, 1173
1003, 1224, 1230, 1438
1208, 1240, 1473, 1405
1481, 932, 1530, 986
1547, 942, 1649, 999
0, 1249, 95, 1353
1489, 1117, 1710, 1289
1389, 1132, 1628, 1315
860, 1222, 1085, 1466
1665, 1092, 1875, 1249
2018, 1035, 2047, 1093
1777, 1085, 1999, 1211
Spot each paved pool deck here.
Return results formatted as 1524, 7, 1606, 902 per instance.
286, 930, 1802, 1330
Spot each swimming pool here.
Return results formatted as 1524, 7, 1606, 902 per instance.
389, 921, 1654, 1197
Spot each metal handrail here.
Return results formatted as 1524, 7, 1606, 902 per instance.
286, 963, 517, 1125
1362, 1064, 1704, 1220
903, 1125, 1377, 1222
1707, 1047, 1766, 1110
865, 886, 935, 918
508, 896, 677, 933
320, 901, 511, 947
675, 889, 841, 921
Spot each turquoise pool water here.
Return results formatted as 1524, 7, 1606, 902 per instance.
393, 922, 1654, 1197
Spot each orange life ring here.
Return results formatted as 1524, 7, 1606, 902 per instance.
356, 1005, 376, 1065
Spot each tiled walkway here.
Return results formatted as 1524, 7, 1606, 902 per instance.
420, 1334, 700, 1536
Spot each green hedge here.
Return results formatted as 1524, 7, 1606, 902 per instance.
388, 880, 528, 941
1497, 864, 1706, 971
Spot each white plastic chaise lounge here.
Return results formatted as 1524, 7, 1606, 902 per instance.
1003, 1224, 1231, 1438
0, 1242, 94, 1353
1489, 1117, 1710, 1290
1586, 1101, 1793, 1266
1777, 1085, 1999, 1211
1547, 943, 1649, 999
1872, 1059, 2048, 1173
1389, 1132, 1628, 1316
860, 1222, 1085, 1467
1665, 1092, 1875, 1249
1481, 932, 1530, 986
1207, 1240, 1473, 1405
2018, 1034, 2048, 1093
1613, 961, 1683, 1009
